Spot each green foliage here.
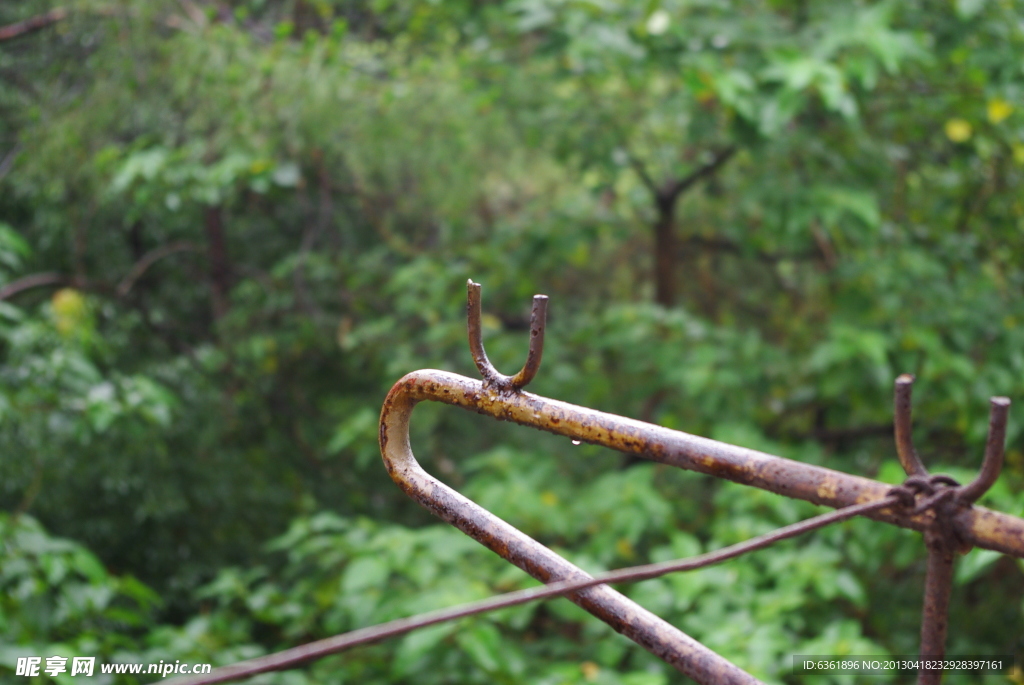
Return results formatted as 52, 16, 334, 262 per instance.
0, 513, 160, 682
2, 0, 1024, 682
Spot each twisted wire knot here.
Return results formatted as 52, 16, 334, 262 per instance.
887, 474, 962, 515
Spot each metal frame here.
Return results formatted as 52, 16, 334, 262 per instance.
379, 281, 1019, 684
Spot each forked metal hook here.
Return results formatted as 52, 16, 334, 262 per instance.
467, 279, 548, 391
391, 291, 1020, 685
891, 374, 1011, 504
890, 375, 1011, 685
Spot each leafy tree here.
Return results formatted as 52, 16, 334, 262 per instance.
2, 0, 1024, 682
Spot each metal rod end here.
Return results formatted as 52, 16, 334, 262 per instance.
959, 395, 1011, 505
509, 293, 549, 390
894, 374, 928, 477
467, 280, 498, 382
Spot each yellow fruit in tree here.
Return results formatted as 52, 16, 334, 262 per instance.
944, 118, 972, 143
987, 98, 1013, 124
51, 288, 88, 335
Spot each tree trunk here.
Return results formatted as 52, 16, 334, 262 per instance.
653, 197, 677, 308
646, 147, 736, 308
204, 205, 232, 320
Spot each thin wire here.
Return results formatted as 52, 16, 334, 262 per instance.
167, 496, 900, 685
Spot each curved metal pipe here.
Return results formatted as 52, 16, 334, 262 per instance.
380, 372, 764, 685
383, 284, 1022, 682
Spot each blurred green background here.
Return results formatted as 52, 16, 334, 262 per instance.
2, 1, 1024, 683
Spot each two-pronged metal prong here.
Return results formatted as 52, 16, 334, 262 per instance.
892, 374, 1011, 503
467, 280, 548, 392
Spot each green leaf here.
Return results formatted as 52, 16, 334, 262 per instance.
0, 222, 31, 265
326, 407, 377, 455
955, 0, 987, 19
833, 570, 866, 608
621, 673, 668, 685
72, 550, 107, 584
392, 624, 456, 676
455, 622, 504, 674
342, 556, 390, 594
110, 148, 169, 193
955, 548, 1001, 585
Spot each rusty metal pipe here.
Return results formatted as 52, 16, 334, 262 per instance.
382, 371, 1024, 560
383, 285, 1022, 680
380, 374, 764, 684
916, 527, 956, 685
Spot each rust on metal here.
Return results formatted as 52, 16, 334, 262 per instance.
917, 527, 956, 685
381, 373, 763, 684
380, 281, 1022, 683
958, 397, 1011, 505
888, 474, 962, 685
385, 281, 763, 684
466, 279, 548, 392
895, 374, 929, 477
166, 496, 902, 685
888, 378, 1012, 685
382, 369, 1024, 557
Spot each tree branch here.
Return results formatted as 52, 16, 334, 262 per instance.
659, 146, 737, 207
627, 153, 660, 197
0, 8, 68, 42
0, 272, 66, 301
116, 241, 201, 296
1, 240, 202, 303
